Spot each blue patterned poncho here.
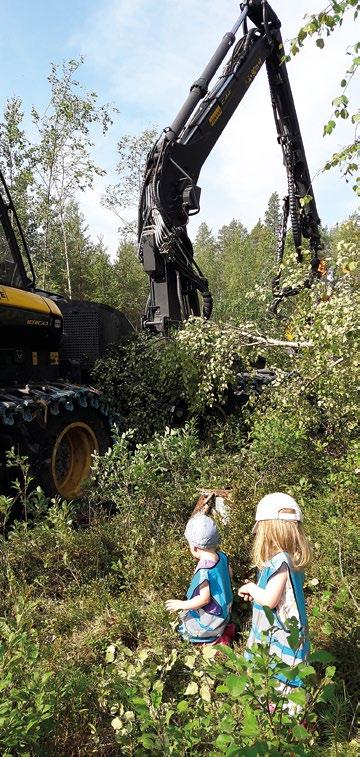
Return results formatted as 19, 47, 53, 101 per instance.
245, 551, 309, 687
179, 551, 233, 643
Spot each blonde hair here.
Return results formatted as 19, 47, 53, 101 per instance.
252, 511, 312, 571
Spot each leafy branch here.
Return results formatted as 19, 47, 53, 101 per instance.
288, 1, 360, 192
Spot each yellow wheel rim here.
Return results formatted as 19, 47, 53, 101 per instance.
51, 421, 99, 498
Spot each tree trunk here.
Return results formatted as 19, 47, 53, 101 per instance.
60, 206, 72, 298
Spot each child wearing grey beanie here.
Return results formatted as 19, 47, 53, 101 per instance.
165, 514, 233, 644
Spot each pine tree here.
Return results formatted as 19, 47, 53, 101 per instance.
194, 222, 224, 317
217, 218, 248, 249
264, 191, 281, 240
87, 237, 117, 306
113, 239, 148, 327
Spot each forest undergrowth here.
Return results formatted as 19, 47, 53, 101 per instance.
0, 222, 359, 756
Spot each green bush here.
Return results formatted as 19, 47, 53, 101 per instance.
0, 602, 57, 755
97, 618, 341, 756
92, 318, 250, 441
0, 228, 358, 753
92, 332, 185, 441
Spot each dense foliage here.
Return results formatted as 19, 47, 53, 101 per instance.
0, 212, 359, 754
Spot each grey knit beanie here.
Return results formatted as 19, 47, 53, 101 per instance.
184, 514, 220, 548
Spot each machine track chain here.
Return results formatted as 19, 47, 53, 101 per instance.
0, 382, 117, 428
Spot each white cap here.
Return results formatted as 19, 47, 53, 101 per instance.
253, 492, 302, 533
184, 514, 220, 548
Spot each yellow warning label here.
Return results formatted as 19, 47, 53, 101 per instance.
209, 105, 222, 127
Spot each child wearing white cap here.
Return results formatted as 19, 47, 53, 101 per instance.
238, 492, 312, 690
165, 514, 234, 644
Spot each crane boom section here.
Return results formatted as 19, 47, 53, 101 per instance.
138, 0, 322, 333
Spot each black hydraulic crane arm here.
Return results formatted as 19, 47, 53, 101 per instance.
138, 0, 323, 333
0, 169, 36, 290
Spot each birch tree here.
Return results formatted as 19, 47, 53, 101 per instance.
32, 58, 114, 295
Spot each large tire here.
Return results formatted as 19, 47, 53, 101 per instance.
32, 408, 111, 499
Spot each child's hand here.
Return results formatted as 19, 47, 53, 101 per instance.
165, 599, 184, 612
238, 581, 254, 602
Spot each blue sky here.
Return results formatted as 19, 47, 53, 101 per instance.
1, 0, 358, 256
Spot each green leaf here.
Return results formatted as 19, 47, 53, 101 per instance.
138, 648, 149, 663
324, 119, 336, 135
215, 734, 233, 749
214, 645, 237, 662
285, 617, 301, 649
298, 664, 316, 678
176, 700, 189, 713
277, 665, 301, 681
318, 682, 335, 702
226, 673, 247, 697
184, 681, 198, 696
221, 715, 235, 733
287, 688, 306, 707
297, 29, 307, 43
322, 621, 333, 636
299, 193, 313, 207
202, 644, 218, 660
225, 748, 243, 757
292, 723, 311, 741
310, 650, 335, 664
239, 745, 271, 757
333, 94, 349, 106
325, 665, 336, 678
263, 605, 275, 625
139, 734, 157, 749
242, 709, 259, 737
152, 679, 164, 694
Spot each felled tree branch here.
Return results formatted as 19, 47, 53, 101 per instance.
303, 356, 344, 390
228, 327, 313, 350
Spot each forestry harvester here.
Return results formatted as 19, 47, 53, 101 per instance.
0, 173, 133, 498
1, 0, 324, 500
